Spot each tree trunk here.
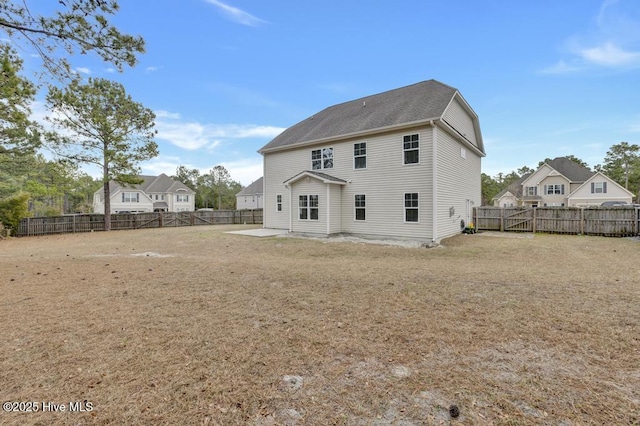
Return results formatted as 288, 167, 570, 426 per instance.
103, 155, 111, 231
103, 180, 111, 231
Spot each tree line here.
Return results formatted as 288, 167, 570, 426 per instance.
482, 147, 640, 205
0, 1, 245, 231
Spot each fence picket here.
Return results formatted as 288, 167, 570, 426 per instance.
15, 210, 263, 237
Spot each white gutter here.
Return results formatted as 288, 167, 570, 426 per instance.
259, 118, 443, 154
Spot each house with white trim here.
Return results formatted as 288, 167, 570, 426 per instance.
520, 157, 633, 207
236, 177, 263, 209
258, 80, 486, 243
93, 174, 195, 214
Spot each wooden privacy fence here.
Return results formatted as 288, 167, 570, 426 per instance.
15, 209, 263, 237
474, 206, 640, 237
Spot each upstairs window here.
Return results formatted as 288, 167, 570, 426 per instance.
545, 184, 564, 195
354, 142, 367, 169
591, 182, 607, 194
403, 134, 419, 164
122, 192, 139, 203
525, 186, 537, 196
312, 147, 333, 170
177, 194, 189, 202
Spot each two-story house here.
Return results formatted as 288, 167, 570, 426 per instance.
520, 157, 633, 207
258, 80, 486, 244
235, 177, 263, 209
93, 174, 196, 214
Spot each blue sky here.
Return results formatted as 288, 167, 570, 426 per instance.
16, 0, 640, 185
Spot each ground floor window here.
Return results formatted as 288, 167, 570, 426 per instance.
404, 193, 419, 222
355, 194, 366, 221
276, 194, 282, 212
299, 195, 319, 220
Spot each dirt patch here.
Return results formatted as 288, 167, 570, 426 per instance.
1, 225, 639, 425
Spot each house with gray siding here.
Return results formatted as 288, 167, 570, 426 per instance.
258, 80, 486, 243
236, 177, 264, 209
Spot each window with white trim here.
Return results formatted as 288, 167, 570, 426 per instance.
591, 182, 607, 193
299, 195, 319, 220
176, 194, 189, 202
355, 194, 366, 221
403, 134, 419, 164
276, 194, 282, 212
311, 147, 333, 170
404, 193, 419, 222
122, 192, 139, 203
525, 186, 537, 196
354, 142, 366, 169
545, 184, 564, 195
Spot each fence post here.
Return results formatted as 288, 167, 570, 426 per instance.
580, 208, 584, 235
532, 208, 537, 233
158, 212, 163, 228
500, 208, 504, 232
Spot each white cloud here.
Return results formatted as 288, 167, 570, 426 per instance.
153, 110, 285, 151
205, 0, 267, 26
145, 66, 161, 73
538, 60, 583, 75
155, 110, 182, 120
74, 67, 91, 75
544, 0, 640, 73
578, 42, 640, 67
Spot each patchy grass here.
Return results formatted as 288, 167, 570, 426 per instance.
0, 226, 639, 425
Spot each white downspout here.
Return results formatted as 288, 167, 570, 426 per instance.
431, 121, 438, 243
288, 185, 293, 232
326, 184, 331, 235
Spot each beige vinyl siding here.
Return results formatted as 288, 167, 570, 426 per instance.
442, 97, 478, 148
263, 148, 312, 229
264, 126, 435, 239
339, 127, 434, 240
328, 184, 342, 234
97, 190, 154, 213
539, 176, 570, 206
435, 129, 482, 240
568, 175, 633, 206
291, 179, 326, 234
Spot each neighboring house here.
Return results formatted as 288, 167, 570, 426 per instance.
520, 157, 633, 207
236, 177, 264, 209
492, 174, 531, 207
93, 174, 196, 214
258, 79, 486, 243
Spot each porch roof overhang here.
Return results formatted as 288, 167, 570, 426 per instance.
283, 170, 347, 187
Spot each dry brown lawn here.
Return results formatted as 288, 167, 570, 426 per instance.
0, 225, 638, 425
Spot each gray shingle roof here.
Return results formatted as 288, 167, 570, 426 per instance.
96, 174, 194, 195
259, 79, 460, 152
546, 157, 594, 182
492, 173, 532, 200
283, 170, 348, 185
236, 177, 263, 196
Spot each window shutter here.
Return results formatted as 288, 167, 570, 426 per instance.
136, 193, 139, 202
544, 185, 547, 194
122, 193, 125, 202
561, 184, 565, 194
603, 182, 607, 193
591, 182, 594, 193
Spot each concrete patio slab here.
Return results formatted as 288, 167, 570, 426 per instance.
225, 228, 289, 238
